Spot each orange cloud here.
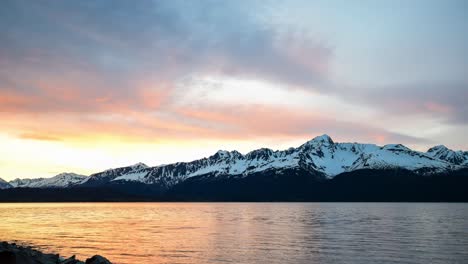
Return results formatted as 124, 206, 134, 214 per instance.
0, 87, 427, 147
0, 91, 34, 109
0, 75, 174, 115
19, 133, 63, 141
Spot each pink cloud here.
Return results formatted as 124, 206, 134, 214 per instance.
423, 102, 452, 114
0, 101, 427, 147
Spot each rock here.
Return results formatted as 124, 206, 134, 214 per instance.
1, 241, 10, 249
14, 250, 59, 264
62, 255, 75, 263
60, 255, 85, 264
0, 242, 110, 264
61, 256, 85, 264
85, 255, 112, 264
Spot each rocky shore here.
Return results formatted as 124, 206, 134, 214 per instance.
0, 242, 112, 264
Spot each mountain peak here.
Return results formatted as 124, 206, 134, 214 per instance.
215, 150, 230, 156
302, 134, 334, 147
426, 145, 467, 166
0, 177, 12, 189
131, 162, 149, 169
382, 144, 411, 151
55, 172, 80, 177
245, 148, 273, 160
427, 145, 449, 153
7, 173, 87, 188
210, 150, 230, 161
312, 134, 334, 143
7, 135, 468, 192
210, 150, 242, 160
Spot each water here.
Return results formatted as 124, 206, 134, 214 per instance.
0, 203, 467, 264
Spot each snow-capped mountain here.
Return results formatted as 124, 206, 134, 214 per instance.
9, 173, 87, 188
81, 135, 465, 188
0, 178, 12, 189
5, 135, 466, 191
2, 135, 467, 202
426, 145, 468, 166
9, 178, 44, 188
81, 163, 149, 186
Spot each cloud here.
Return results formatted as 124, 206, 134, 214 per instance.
338, 82, 468, 125
0, 0, 331, 114
174, 104, 429, 144
0, 102, 428, 147
0, 0, 464, 150
19, 133, 62, 141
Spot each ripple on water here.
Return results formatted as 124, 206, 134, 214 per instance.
0, 203, 467, 264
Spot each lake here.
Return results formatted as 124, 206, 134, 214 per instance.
0, 203, 467, 264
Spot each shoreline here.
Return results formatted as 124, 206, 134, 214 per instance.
0, 242, 112, 264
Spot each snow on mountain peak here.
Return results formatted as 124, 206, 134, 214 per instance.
0, 177, 12, 189
382, 144, 411, 151
26, 136, 468, 189
300, 134, 335, 150
311, 134, 334, 144
130, 162, 149, 170
9, 178, 44, 188
212, 150, 230, 159
427, 145, 449, 153
8, 173, 87, 188
426, 145, 468, 166
55, 172, 80, 178
216, 150, 229, 155
100, 162, 148, 174
245, 148, 274, 160
211, 150, 243, 161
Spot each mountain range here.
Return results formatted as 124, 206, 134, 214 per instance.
1, 135, 467, 201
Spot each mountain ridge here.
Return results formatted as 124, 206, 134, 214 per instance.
3, 135, 467, 190
0, 177, 12, 189
7, 173, 87, 189
81, 134, 463, 188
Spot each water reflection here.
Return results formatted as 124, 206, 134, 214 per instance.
0, 203, 467, 264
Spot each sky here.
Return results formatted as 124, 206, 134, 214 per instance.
0, 0, 467, 180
